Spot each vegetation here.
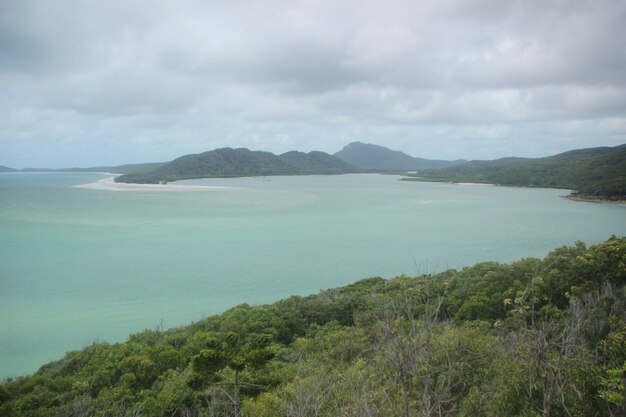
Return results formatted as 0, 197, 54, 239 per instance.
116, 148, 360, 183
334, 142, 465, 171
403, 144, 626, 200
2, 236, 625, 417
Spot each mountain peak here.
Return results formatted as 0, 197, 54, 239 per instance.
334, 142, 464, 171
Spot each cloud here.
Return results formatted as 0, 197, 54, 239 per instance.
1, 0, 625, 167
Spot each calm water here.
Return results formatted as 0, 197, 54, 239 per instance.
1, 172, 625, 378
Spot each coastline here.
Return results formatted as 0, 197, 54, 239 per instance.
402, 177, 625, 204
73, 175, 231, 192
563, 194, 626, 204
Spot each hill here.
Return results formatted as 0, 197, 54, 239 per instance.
405, 144, 626, 200
116, 148, 359, 183
1, 237, 624, 416
334, 141, 465, 171
0, 163, 165, 175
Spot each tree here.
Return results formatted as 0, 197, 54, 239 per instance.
189, 331, 278, 417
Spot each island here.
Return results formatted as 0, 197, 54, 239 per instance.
115, 148, 361, 184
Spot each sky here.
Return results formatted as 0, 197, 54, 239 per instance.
1, 0, 625, 168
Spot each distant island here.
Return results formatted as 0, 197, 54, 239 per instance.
0, 165, 17, 173
0, 162, 167, 176
115, 148, 360, 183
402, 144, 626, 201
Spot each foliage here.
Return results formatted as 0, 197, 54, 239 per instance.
2, 236, 625, 416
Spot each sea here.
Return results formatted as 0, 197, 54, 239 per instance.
1, 172, 625, 378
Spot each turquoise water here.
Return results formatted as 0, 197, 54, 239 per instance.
1, 172, 625, 378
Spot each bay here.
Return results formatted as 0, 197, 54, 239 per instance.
1, 172, 624, 378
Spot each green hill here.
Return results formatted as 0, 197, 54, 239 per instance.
405, 144, 626, 200
334, 141, 465, 171
116, 148, 359, 183
1, 237, 625, 417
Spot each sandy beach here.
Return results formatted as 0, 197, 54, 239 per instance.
73, 175, 231, 191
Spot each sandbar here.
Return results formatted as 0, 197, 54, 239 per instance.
74, 176, 231, 192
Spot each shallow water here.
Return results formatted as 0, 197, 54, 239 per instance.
1, 172, 625, 377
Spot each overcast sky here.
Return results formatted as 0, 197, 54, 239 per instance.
1, 0, 625, 168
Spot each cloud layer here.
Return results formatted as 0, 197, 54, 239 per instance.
1, 0, 625, 167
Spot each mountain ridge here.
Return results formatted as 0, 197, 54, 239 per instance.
334, 141, 466, 171
115, 147, 360, 183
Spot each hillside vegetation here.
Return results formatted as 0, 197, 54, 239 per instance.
404, 144, 626, 200
334, 142, 465, 171
2, 237, 625, 417
116, 148, 359, 183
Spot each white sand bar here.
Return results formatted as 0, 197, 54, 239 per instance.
74, 176, 231, 192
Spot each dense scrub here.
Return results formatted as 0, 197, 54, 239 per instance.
1, 237, 625, 416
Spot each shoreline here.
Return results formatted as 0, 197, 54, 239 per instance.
73, 175, 231, 192
402, 177, 625, 204
563, 194, 626, 204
